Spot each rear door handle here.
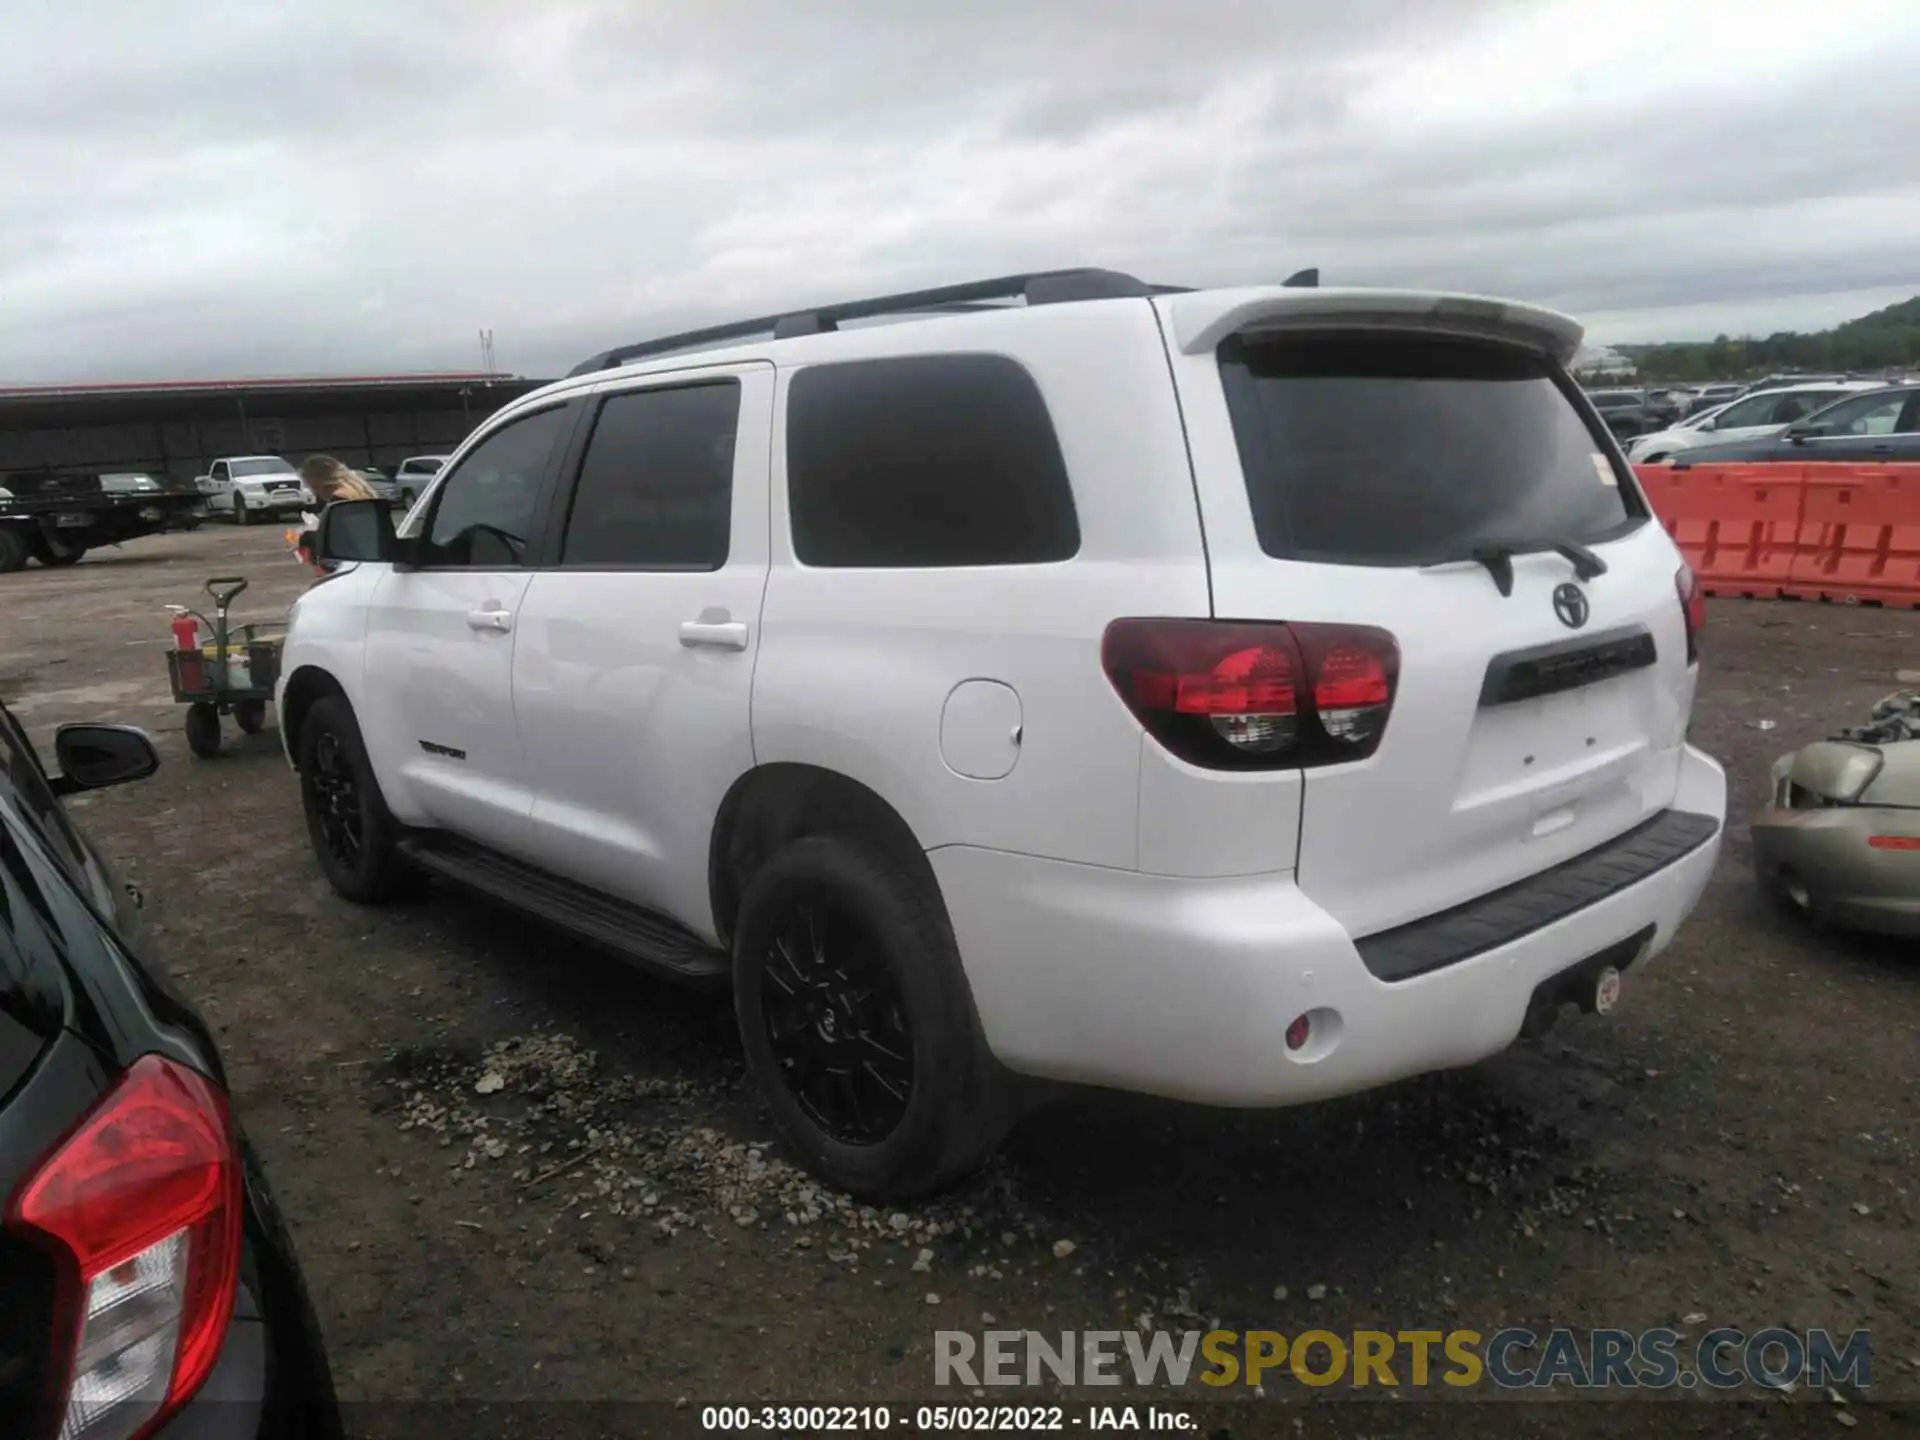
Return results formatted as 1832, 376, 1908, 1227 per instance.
466, 606, 513, 633
679, 620, 749, 651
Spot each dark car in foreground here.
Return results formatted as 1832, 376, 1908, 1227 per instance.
1674, 385, 1920, 467
0, 703, 338, 1440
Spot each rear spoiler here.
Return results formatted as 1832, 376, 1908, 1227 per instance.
1159, 288, 1585, 367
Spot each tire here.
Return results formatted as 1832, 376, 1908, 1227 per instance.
185, 702, 222, 758
234, 698, 268, 735
0, 528, 30, 574
732, 834, 1010, 1198
234, 495, 251, 526
297, 696, 412, 903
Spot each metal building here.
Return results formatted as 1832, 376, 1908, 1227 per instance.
0, 373, 548, 486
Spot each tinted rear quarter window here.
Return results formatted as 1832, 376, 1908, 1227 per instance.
561, 382, 740, 569
1220, 333, 1643, 566
786, 354, 1079, 567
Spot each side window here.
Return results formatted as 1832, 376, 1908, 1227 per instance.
1899, 394, 1920, 434
1845, 396, 1906, 435
786, 355, 1079, 568
210, 462, 228, 483
1771, 394, 1818, 423
421, 406, 570, 568
1812, 393, 1904, 436
1714, 395, 1772, 428
560, 382, 741, 569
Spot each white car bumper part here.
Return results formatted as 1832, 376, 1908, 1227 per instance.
936, 746, 1727, 1107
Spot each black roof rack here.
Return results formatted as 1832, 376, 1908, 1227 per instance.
566, 267, 1185, 378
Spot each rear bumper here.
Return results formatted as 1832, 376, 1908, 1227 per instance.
1751, 804, 1920, 938
935, 745, 1725, 1107
156, 1269, 336, 1439
155, 1285, 267, 1439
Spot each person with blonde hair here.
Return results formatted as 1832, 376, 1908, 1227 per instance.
293, 455, 380, 573
298, 455, 379, 505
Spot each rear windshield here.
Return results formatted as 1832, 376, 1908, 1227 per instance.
1219, 333, 1644, 567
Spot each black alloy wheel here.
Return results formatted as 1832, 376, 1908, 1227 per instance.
759, 896, 915, 1146
307, 727, 364, 871
296, 698, 412, 903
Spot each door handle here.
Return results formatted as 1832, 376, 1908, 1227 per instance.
466, 606, 513, 633
679, 619, 749, 651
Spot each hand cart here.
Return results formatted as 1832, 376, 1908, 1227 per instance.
165, 576, 286, 758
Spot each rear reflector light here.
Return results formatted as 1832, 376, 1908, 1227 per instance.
1868, 835, 1920, 851
5, 1055, 242, 1440
1284, 1014, 1311, 1051
1675, 564, 1704, 665
1102, 619, 1400, 769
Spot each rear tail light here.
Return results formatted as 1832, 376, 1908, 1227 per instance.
1102, 619, 1400, 769
5, 1055, 242, 1440
1675, 564, 1704, 665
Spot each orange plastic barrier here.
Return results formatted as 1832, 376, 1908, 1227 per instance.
1783, 464, 1920, 607
1634, 463, 1805, 598
1633, 461, 1920, 608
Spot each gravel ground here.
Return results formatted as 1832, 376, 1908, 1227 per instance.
2, 526, 1915, 1438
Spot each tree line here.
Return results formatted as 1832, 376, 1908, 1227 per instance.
1617, 296, 1920, 382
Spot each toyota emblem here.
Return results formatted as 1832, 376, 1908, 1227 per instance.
1553, 583, 1590, 630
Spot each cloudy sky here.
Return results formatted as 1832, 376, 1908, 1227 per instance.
5, 0, 1918, 382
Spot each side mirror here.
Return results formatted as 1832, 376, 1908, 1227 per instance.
51, 724, 159, 796
317, 498, 396, 563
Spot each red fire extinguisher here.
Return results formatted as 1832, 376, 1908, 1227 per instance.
170, 612, 203, 691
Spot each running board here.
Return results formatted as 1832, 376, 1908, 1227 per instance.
397, 834, 731, 988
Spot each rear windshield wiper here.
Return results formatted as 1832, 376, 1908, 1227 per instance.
1424, 538, 1609, 597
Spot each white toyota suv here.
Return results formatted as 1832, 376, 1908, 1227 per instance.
277, 269, 1726, 1197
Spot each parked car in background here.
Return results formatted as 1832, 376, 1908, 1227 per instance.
1587, 388, 1656, 439
1626, 382, 1879, 463
1642, 390, 1684, 427
1620, 401, 1738, 463
197, 457, 308, 526
0, 469, 204, 572
0, 701, 340, 1439
390, 455, 448, 509
357, 466, 398, 505
283, 268, 1724, 1198
1737, 373, 1851, 399
1681, 383, 1743, 415
1671, 385, 1920, 467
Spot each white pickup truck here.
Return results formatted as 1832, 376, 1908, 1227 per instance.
196, 456, 310, 525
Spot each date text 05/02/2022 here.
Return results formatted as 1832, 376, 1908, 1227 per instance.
700, 1404, 1194, 1431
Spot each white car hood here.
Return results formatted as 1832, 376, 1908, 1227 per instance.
1630, 420, 1787, 458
